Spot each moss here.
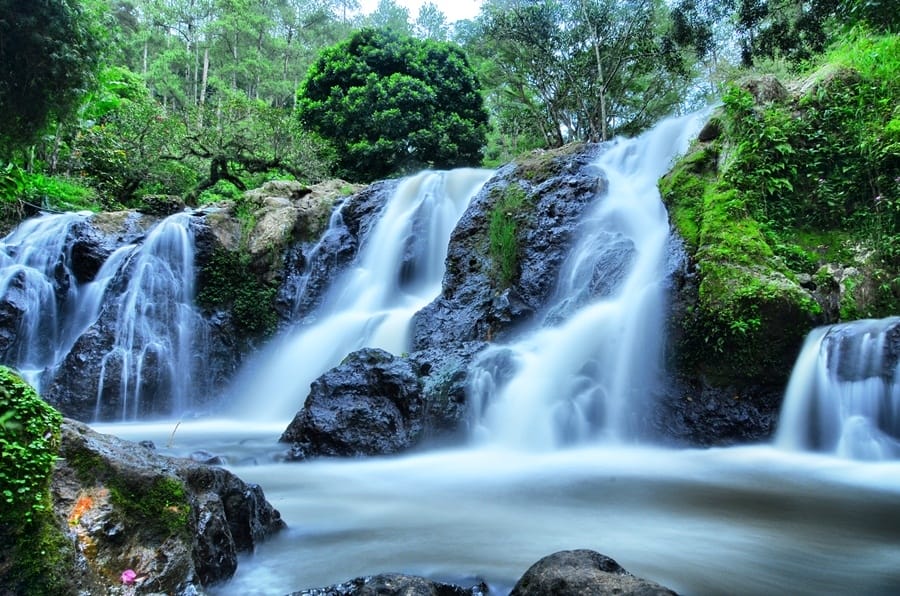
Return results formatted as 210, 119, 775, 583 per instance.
109, 476, 190, 538
196, 248, 278, 337
512, 142, 586, 185
659, 144, 718, 252
0, 367, 75, 594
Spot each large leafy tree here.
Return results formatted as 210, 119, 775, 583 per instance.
296, 28, 489, 181
468, 0, 693, 151
0, 0, 104, 153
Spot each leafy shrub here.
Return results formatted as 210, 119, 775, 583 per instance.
0, 366, 62, 527
488, 184, 527, 287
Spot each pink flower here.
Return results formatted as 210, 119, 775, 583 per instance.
121, 569, 137, 585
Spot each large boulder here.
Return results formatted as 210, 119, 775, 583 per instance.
280, 348, 424, 459
510, 550, 677, 596
53, 419, 285, 594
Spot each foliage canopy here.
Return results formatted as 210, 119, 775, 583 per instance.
296, 28, 489, 181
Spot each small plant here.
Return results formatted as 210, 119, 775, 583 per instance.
488, 184, 527, 287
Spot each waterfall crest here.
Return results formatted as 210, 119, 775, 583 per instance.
230, 168, 493, 421
776, 317, 900, 460
469, 111, 710, 450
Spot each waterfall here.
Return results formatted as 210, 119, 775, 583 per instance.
0, 212, 89, 387
230, 169, 493, 421
776, 317, 900, 460
470, 111, 710, 450
94, 212, 204, 420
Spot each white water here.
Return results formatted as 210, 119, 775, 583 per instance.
95, 212, 203, 419
0, 211, 205, 419
95, 421, 900, 596
229, 169, 492, 421
470, 112, 709, 449
777, 317, 900, 460
0, 212, 98, 389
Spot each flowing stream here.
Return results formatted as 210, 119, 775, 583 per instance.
5, 112, 900, 594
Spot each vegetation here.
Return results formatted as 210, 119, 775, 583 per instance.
488, 184, 528, 288
0, 366, 73, 594
661, 31, 900, 383
297, 28, 489, 181
197, 248, 279, 337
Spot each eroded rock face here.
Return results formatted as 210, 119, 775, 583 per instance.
412, 146, 604, 350
54, 419, 285, 594
510, 550, 677, 596
289, 574, 489, 596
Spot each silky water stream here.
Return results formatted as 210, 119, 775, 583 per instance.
16, 114, 900, 594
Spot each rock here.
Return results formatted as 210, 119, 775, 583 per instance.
139, 194, 187, 216
412, 144, 603, 350
289, 573, 489, 596
280, 348, 424, 459
741, 74, 789, 104
54, 419, 285, 594
510, 550, 677, 596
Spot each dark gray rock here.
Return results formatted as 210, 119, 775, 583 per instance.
289, 573, 489, 596
510, 550, 677, 596
280, 348, 425, 459
412, 146, 604, 351
54, 419, 284, 594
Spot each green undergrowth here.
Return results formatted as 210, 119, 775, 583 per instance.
662, 32, 900, 385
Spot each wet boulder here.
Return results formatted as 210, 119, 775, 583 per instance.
53, 419, 285, 594
280, 348, 425, 459
510, 550, 678, 596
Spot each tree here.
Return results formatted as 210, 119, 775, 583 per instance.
0, 0, 104, 153
296, 28, 489, 181
469, 0, 692, 148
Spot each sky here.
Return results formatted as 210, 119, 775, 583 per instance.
358, 0, 484, 24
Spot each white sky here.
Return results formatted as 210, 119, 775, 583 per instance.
358, 0, 484, 24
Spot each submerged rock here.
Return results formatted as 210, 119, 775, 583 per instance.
289, 574, 489, 596
53, 419, 285, 594
510, 550, 677, 596
287, 550, 676, 596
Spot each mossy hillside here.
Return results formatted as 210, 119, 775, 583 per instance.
662, 33, 900, 386
0, 367, 75, 595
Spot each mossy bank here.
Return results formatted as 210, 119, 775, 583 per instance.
658, 34, 900, 444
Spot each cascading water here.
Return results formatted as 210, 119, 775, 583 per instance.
0, 210, 206, 420
94, 212, 205, 420
776, 316, 900, 460
470, 111, 710, 449
0, 212, 90, 387
231, 169, 492, 421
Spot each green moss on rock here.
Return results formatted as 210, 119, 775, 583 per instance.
0, 367, 75, 594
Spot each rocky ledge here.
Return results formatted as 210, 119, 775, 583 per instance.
52, 419, 285, 594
